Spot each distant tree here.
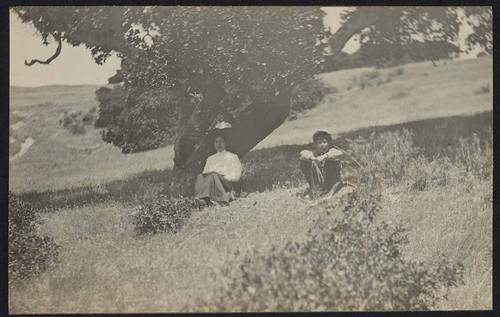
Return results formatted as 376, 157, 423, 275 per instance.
13, 6, 492, 196
476, 51, 488, 58
463, 7, 493, 55
323, 7, 483, 72
93, 86, 125, 128
107, 69, 124, 84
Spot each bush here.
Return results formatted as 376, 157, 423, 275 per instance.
199, 192, 464, 312
59, 115, 73, 128
344, 129, 493, 192
345, 129, 419, 187
388, 67, 404, 77
131, 183, 200, 235
289, 78, 337, 119
455, 133, 492, 179
473, 84, 490, 94
389, 90, 410, 100
82, 113, 95, 124
9, 192, 59, 283
69, 122, 86, 135
89, 107, 97, 113
352, 70, 384, 89
476, 51, 488, 58
403, 155, 458, 191
10, 113, 24, 124
10, 141, 22, 157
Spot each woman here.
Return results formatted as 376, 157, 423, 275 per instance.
194, 131, 242, 205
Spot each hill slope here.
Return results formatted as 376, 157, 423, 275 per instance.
8, 58, 492, 313
9, 56, 492, 193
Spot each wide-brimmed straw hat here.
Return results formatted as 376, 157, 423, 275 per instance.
210, 121, 232, 143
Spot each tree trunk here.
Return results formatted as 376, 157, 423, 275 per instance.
169, 93, 288, 197
328, 8, 380, 56
169, 83, 227, 197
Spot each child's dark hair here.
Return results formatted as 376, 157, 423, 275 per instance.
312, 130, 333, 144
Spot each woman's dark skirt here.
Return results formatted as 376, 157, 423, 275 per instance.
194, 172, 233, 202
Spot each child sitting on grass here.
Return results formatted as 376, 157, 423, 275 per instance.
299, 130, 344, 198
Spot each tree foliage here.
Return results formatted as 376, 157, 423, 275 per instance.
463, 7, 493, 54
322, 7, 490, 72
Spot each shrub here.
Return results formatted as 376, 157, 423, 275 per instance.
345, 130, 492, 192
391, 67, 405, 76
385, 68, 405, 83
89, 106, 97, 113
69, 122, 86, 135
473, 84, 490, 94
131, 183, 201, 235
82, 113, 95, 124
10, 141, 22, 157
389, 90, 410, 100
70, 111, 79, 119
289, 78, 337, 119
10, 113, 24, 124
345, 129, 419, 187
403, 155, 458, 191
455, 133, 492, 179
59, 115, 73, 127
9, 192, 59, 283
352, 70, 384, 89
199, 192, 464, 312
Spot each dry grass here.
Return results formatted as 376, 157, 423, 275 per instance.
9, 189, 323, 313
8, 57, 492, 313
257, 57, 492, 148
380, 178, 492, 310
9, 85, 174, 193
9, 119, 492, 313
9, 177, 491, 313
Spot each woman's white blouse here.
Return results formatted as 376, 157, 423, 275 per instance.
202, 150, 242, 182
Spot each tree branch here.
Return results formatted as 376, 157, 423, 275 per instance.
328, 9, 380, 56
25, 33, 62, 66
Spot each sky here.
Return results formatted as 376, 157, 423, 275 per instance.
10, 7, 473, 87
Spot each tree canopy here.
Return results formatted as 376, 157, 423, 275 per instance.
322, 7, 490, 71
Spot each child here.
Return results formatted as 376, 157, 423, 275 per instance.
299, 130, 343, 198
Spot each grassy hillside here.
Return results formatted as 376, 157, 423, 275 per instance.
9, 56, 492, 193
258, 56, 492, 148
9, 84, 175, 193
8, 56, 492, 313
9, 114, 492, 313
10, 85, 106, 110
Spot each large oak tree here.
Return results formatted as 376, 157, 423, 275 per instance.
13, 6, 492, 196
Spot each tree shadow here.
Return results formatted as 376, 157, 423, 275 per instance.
17, 111, 492, 211
240, 110, 492, 192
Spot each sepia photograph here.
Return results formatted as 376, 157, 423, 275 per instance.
8, 5, 493, 313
